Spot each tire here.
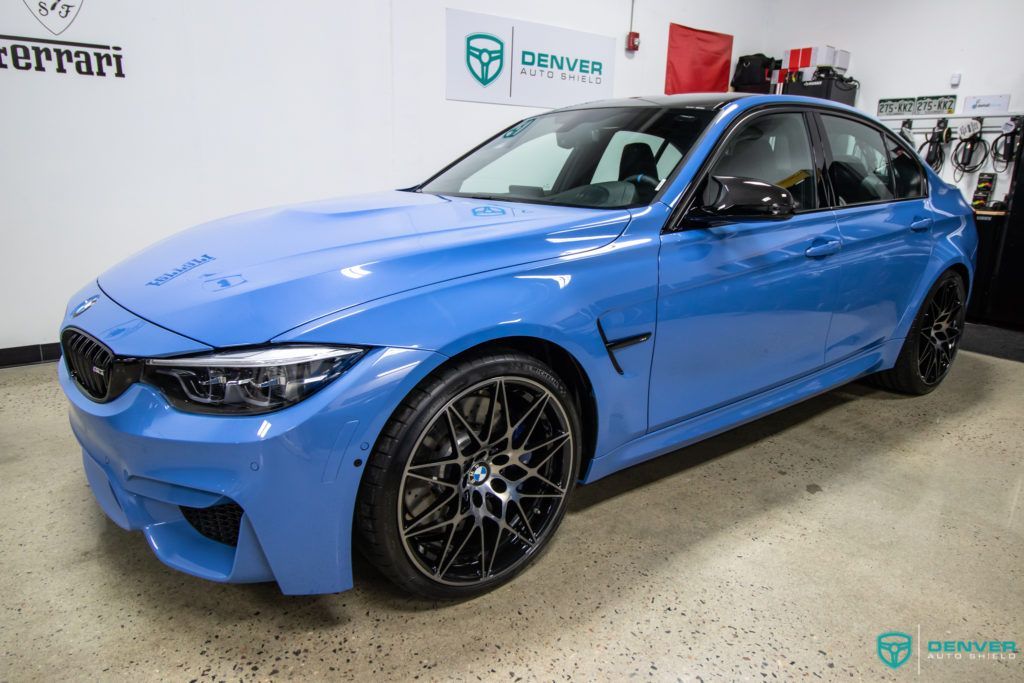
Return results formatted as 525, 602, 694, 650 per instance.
868, 269, 966, 395
355, 350, 581, 600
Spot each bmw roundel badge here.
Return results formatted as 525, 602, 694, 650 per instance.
71, 295, 99, 318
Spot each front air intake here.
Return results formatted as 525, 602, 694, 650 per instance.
180, 502, 245, 546
61, 328, 114, 400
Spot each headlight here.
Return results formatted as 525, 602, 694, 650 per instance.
143, 345, 365, 415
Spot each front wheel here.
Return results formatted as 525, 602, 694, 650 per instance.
356, 351, 580, 599
869, 270, 966, 395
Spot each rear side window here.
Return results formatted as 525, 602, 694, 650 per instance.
883, 133, 925, 199
821, 115, 894, 206
706, 112, 817, 211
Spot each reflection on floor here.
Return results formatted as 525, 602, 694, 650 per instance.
1, 354, 1022, 681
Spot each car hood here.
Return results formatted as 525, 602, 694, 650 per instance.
98, 191, 630, 347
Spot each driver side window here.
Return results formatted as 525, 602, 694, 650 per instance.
591, 132, 681, 185
707, 112, 817, 211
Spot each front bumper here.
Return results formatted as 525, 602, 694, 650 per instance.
59, 290, 441, 594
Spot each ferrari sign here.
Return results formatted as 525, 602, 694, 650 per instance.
446, 8, 615, 108
23, 0, 84, 35
2, 1, 126, 79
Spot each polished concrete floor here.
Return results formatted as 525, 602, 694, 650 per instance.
1, 352, 1022, 682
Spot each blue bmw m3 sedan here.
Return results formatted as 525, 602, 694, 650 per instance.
59, 93, 977, 598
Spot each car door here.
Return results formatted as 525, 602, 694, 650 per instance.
648, 109, 843, 431
814, 113, 935, 363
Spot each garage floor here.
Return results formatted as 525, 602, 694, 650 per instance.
1, 349, 1022, 681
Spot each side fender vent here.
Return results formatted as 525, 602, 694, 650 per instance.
596, 320, 651, 375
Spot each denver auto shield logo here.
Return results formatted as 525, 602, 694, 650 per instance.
465, 33, 503, 86
24, 0, 84, 35
878, 631, 913, 669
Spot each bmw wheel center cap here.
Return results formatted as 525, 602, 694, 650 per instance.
468, 463, 490, 485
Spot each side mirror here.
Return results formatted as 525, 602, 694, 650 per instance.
697, 175, 795, 221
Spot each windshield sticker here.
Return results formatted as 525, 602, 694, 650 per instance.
503, 118, 536, 138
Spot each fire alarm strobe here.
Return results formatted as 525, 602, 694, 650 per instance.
626, 31, 640, 52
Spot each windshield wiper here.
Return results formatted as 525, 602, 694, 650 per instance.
444, 192, 515, 202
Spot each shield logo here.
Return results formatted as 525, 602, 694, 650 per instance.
465, 33, 504, 87
877, 632, 912, 669
23, 0, 85, 35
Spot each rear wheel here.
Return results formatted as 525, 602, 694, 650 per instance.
356, 351, 580, 599
869, 270, 966, 395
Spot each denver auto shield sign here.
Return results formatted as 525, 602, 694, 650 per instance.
446, 9, 615, 108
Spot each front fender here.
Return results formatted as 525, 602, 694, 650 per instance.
275, 215, 666, 459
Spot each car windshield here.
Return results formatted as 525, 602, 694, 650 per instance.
417, 106, 717, 209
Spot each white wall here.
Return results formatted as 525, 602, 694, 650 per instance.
770, 0, 1024, 200
1, 0, 779, 348
387, 0, 781, 187
3, 0, 1022, 348
1, 1, 395, 347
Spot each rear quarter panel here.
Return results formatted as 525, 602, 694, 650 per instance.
890, 170, 977, 341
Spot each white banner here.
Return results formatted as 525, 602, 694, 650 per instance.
445, 8, 615, 109
964, 94, 1011, 115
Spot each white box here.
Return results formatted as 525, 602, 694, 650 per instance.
815, 46, 836, 67
833, 49, 851, 73
785, 45, 851, 73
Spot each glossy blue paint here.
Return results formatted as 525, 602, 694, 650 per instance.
62, 284, 211, 358
59, 95, 977, 594
98, 192, 631, 347
61, 292, 443, 594
589, 337, 906, 481
824, 198, 935, 363
278, 206, 665, 456
650, 210, 843, 430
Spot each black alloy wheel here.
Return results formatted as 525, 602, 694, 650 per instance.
916, 276, 965, 385
357, 351, 580, 599
868, 270, 967, 395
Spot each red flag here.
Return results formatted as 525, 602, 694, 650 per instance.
664, 23, 734, 94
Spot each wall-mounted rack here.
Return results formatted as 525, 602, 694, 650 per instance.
878, 112, 1022, 122
879, 112, 1022, 135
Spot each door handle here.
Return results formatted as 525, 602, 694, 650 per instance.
910, 217, 934, 232
805, 238, 842, 258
